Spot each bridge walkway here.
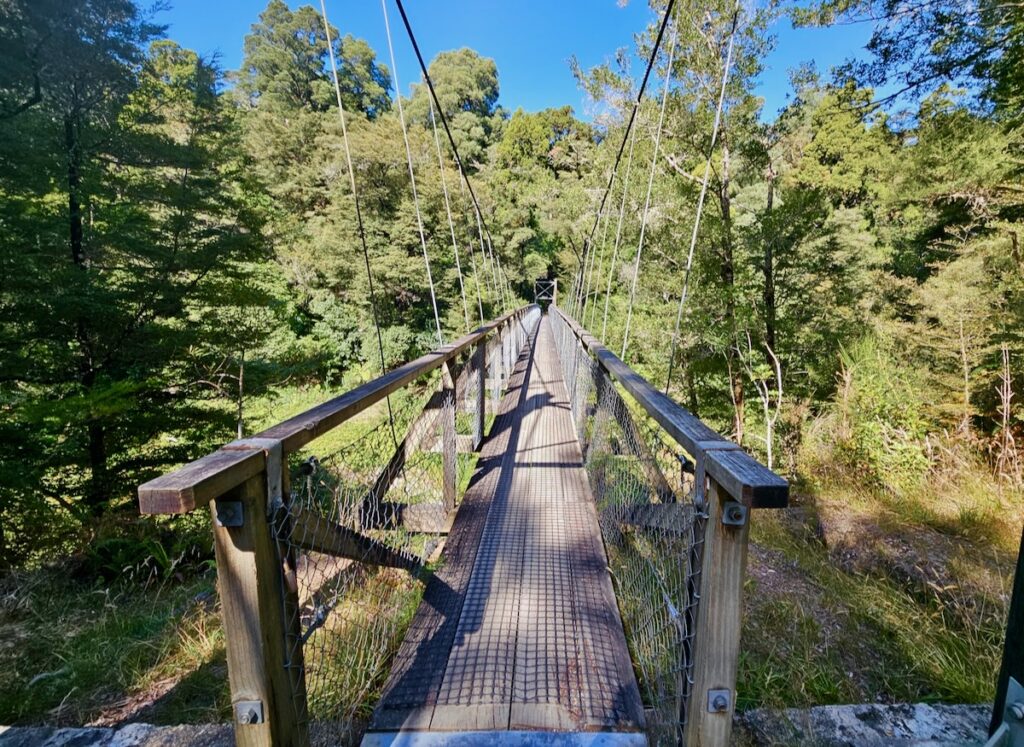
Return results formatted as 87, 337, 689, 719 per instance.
366, 315, 646, 741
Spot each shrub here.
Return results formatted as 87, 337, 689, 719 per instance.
816, 335, 932, 492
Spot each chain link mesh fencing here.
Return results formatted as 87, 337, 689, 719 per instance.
270, 308, 539, 744
550, 308, 706, 745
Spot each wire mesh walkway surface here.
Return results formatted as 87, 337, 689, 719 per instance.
365, 316, 646, 744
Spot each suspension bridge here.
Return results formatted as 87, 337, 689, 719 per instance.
139, 301, 787, 747
137, 0, 792, 745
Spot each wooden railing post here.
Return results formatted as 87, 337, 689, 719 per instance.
474, 341, 486, 450
209, 441, 307, 747
683, 475, 750, 746
440, 361, 457, 514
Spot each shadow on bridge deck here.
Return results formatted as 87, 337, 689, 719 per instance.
364, 316, 646, 744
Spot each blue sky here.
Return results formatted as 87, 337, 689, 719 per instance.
154, 0, 877, 121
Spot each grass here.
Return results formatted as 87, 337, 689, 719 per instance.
5, 375, 1018, 731
737, 459, 1020, 712
0, 568, 228, 726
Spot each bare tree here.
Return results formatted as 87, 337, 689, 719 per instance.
739, 331, 783, 470
995, 343, 1021, 485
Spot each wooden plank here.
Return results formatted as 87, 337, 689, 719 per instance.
210, 474, 307, 747
260, 307, 531, 453
429, 704, 510, 731
288, 504, 421, 572
139, 447, 264, 514
371, 316, 643, 735
138, 305, 537, 516
991, 526, 1024, 735
552, 306, 787, 508
683, 478, 750, 746
706, 446, 788, 508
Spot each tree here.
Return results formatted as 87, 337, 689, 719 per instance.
408, 48, 501, 166
0, 1, 262, 560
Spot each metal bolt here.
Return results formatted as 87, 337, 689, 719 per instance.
1010, 701, 1024, 720
712, 694, 729, 712
727, 506, 743, 521
238, 710, 251, 725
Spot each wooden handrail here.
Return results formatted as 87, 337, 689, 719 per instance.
551, 305, 788, 508
139, 305, 539, 514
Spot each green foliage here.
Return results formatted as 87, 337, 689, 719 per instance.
831, 336, 931, 490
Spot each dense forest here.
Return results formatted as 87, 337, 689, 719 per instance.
0, 0, 1023, 727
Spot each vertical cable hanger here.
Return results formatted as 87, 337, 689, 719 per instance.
620, 23, 679, 360
381, 0, 444, 346
581, 197, 610, 322
588, 186, 614, 329
456, 176, 486, 323
428, 95, 471, 332
665, 2, 741, 394
602, 124, 639, 342
571, 0, 679, 315
317, 0, 398, 444
393, 0, 517, 308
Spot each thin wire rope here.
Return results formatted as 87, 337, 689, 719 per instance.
457, 175, 491, 313
473, 201, 499, 304
466, 236, 485, 323
393, 0, 515, 306
581, 199, 609, 322
665, 4, 740, 394
381, 0, 443, 345
620, 25, 678, 360
488, 235, 511, 312
588, 191, 614, 329
318, 0, 398, 444
571, 0, 678, 311
428, 95, 470, 331
602, 123, 639, 342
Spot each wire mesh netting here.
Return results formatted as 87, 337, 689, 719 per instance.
270, 308, 538, 744
550, 309, 707, 745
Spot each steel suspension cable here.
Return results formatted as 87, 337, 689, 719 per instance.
428, 95, 470, 331
393, 0, 516, 307
381, 0, 444, 346
318, 0, 398, 443
665, 4, 740, 394
601, 123, 639, 342
571, 0, 678, 312
620, 24, 678, 360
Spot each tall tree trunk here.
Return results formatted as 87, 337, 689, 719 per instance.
67, 112, 107, 513
236, 351, 246, 439
763, 164, 777, 354
719, 141, 744, 445
66, 115, 85, 267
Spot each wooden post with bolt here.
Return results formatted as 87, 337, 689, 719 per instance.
683, 476, 750, 746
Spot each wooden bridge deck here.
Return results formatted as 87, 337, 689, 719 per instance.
366, 316, 646, 741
